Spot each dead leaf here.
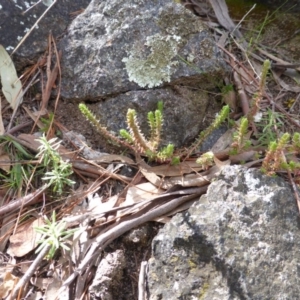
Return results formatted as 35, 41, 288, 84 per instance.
213, 156, 231, 168
115, 183, 163, 219
222, 89, 237, 111
139, 160, 164, 188
138, 159, 224, 189
87, 193, 119, 215
7, 218, 44, 257
153, 198, 199, 223
149, 161, 203, 177
23, 106, 45, 128
0, 45, 23, 109
17, 133, 42, 152
0, 272, 19, 298
0, 143, 12, 173
230, 150, 258, 163
45, 276, 64, 300
208, 0, 243, 39
284, 68, 300, 84
31, 277, 53, 291
31, 274, 64, 300
92, 154, 135, 165
125, 182, 163, 205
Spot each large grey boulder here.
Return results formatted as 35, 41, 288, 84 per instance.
147, 165, 300, 299
58, 0, 227, 147
0, 0, 91, 69
60, 0, 226, 100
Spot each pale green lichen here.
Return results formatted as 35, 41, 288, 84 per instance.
122, 34, 181, 88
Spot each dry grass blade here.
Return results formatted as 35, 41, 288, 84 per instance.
40, 36, 62, 113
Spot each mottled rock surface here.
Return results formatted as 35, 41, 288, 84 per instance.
147, 165, 300, 299
59, 0, 226, 99
0, 0, 91, 69
89, 250, 126, 300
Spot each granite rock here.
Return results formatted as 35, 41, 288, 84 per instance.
147, 165, 300, 299
59, 0, 227, 100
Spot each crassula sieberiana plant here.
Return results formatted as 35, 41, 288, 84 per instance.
79, 101, 175, 161
79, 102, 230, 163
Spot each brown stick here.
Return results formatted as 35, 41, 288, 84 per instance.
0, 186, 46, 217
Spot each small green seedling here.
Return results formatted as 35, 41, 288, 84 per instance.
35, 211, 78, 259
36, 135, 75, 194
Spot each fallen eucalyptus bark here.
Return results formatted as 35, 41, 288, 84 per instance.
0, 185, 46, 217
58, 186, 208, 292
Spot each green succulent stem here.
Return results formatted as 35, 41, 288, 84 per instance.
79, 103, 133, 150
79, 102, 232, 163
259, 59, 271, 93
127, 109, 151, 153
262, 132, 290, 175
186, 105, 230, 157
230, 117, 251, 154
292, 132, 300, 152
